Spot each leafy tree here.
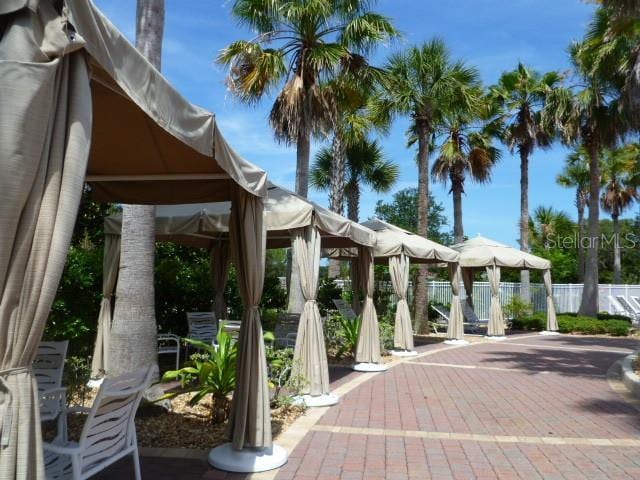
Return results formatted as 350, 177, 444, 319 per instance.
311, 138, 399, 221
490, 63, 563, 301
217, 0, 397, 198
370, 39, 480, 326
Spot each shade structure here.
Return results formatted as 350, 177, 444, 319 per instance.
451, 236, 557, 336
1, 0, 271, 476
341, 219, 464, 347
99, 184, 376, 404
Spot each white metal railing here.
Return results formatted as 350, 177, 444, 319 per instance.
333, 279, 640, 319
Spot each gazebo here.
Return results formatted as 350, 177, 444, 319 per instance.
450, 236, 558, 339
97, 184, 377, 414
0, 0, 284, 475
361, 219, 466, 349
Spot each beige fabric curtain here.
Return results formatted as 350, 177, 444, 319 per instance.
462, 268, 474, 310
210, 240, 230, 321
91, 234, 121, 377
292, 226, 330, 396
486, 265, 505, 336
226, 187, 271, 450
389, 254, 413, 351
447, 263, 465, 341
0, 4, 91, 476
355, 247, 382, 364
543, 269, 558, 331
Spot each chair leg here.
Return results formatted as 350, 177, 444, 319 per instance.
132, 448, 142, 480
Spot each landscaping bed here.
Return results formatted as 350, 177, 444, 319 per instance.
512, 312, 633, 336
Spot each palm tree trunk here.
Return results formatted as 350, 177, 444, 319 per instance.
519, 148, 531, 303
414, 121, 430, 332
451, 174, 464, 244
576, 191, 586, 283
110, 0, 164, 383
612, 213, 622, 284
346, 182, 360, 222
578, 144, 600, 317
328, 132, 346, 278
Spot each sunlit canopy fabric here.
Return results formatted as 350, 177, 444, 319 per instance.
68, 0, 267, 203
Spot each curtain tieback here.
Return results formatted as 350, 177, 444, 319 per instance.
0, 366, 32, 448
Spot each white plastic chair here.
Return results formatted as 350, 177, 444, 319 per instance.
609, 295, 630, 316
615, 295, 640, 321
157, 333, 181, 370
34, 341, 69, 440
631, 296, 640, 311
274, 313, 299, 348
186, 312, 217, 356
43, 366, 153, 480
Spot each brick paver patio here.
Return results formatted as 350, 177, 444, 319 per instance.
96, 334, 640, 479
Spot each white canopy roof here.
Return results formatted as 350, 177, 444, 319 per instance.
104, 184, 376, 249
451, 236, 551, 269
362, 219, 459, 264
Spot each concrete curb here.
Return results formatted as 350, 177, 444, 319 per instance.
621, 351, 640, 398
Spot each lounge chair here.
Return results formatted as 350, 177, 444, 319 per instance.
157, 333, 181, 370
332, 298, 357, 321
186, 312, 217, 356
430, 305, 450, 334
44, 366, 153, 480
615, 295, 640, 322
274, 313, 299, 348
34, 341, 69, 441
608, 296, 630, 317
631, 296, 640, 312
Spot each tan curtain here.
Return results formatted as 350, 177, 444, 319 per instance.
447, 263, 465, 341
0, 4, 91, 476
486, 265, 505, 336
292, 226, 330, 396
226, 187, 271, 450
91, 234, 121, 377
389, 254, 413, 351
210, 240, 230, 322
355, 247, 382, 364
543, 269, 558, 331
462, 267, 475, 310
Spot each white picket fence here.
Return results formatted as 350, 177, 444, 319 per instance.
334, 279, 640, 319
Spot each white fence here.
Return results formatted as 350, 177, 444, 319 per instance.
335, 279, 640, 319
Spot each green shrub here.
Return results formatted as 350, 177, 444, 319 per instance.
317, 278, 343, 315
378, 314, 395, 351
556, 315, 630, 336
504, 296, 533, 321
512, 312, 546, 331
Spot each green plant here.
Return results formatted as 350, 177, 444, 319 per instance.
317, 279, 343, 316
378, 313, 395, 351
160, 326, 237, 423
63, 356, 92, 407
504, 296, 533, 321
336, 315, 362, 359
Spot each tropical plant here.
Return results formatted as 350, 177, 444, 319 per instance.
503, 296, 533, 321
336, 315, 362, 358
431, 94, 502, 243
370, 38, 480, 328
110, 0, 164, 384
217, 0, 397, 198
556, 147, 592, 281
489, 63, 563, 301
600, 145, 639, 283
161, 326, 238, 423
311, 138, 399, 221
528, 206, 574, 250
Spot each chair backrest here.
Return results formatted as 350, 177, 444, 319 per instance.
431, 305, 450, 322
632, 296, 640, 310
78, 366, 152, 474
186, 312, 217, 342
616, 296, 639, 314
462, 303, 481, 323
33, 341, 68, 394
332, 298, 356, 320
609, 295, 628, 315
275, 313, 299, 336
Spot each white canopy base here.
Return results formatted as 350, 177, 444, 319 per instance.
353, 362, 388, 372
444, 339, 469, 345
293, 393, 340, 407
87, 378, 104, 388
391, 349, 418, 357
539, 330, 561, 336
208, 443, 288, 473
484, 335, 507, 341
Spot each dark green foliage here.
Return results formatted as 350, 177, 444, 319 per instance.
512, 312, 630, 336
317, 278, 343, 316
377, 313, 395, 351
225, 265, 287, 320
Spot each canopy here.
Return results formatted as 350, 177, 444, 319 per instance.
450, 236, 557, 337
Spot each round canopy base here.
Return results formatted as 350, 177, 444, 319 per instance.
391, 350, 418, 357
484, 335, 507, 341
293, 393, 340, 407
444, 339, 469, 345
208, 443, 288, 473
353, 362, 388, 372
87, 378, 104, 388
539, 330, 561, 336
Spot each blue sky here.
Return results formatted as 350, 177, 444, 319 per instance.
94, 0, 637, 247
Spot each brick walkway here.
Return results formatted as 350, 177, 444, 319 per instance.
96, 335, 640, 479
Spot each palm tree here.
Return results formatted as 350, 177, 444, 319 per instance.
528, 206, 574, 250
489, 63, 563, 302
556, 148, 592, 281
217, 0, 397, 198
549, 40, 626, 317
311, 138, 398, 221
110, 0, 163, 383
431, 94, 502, 243
369, 39, 480, 328
600, 145, 639, 283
